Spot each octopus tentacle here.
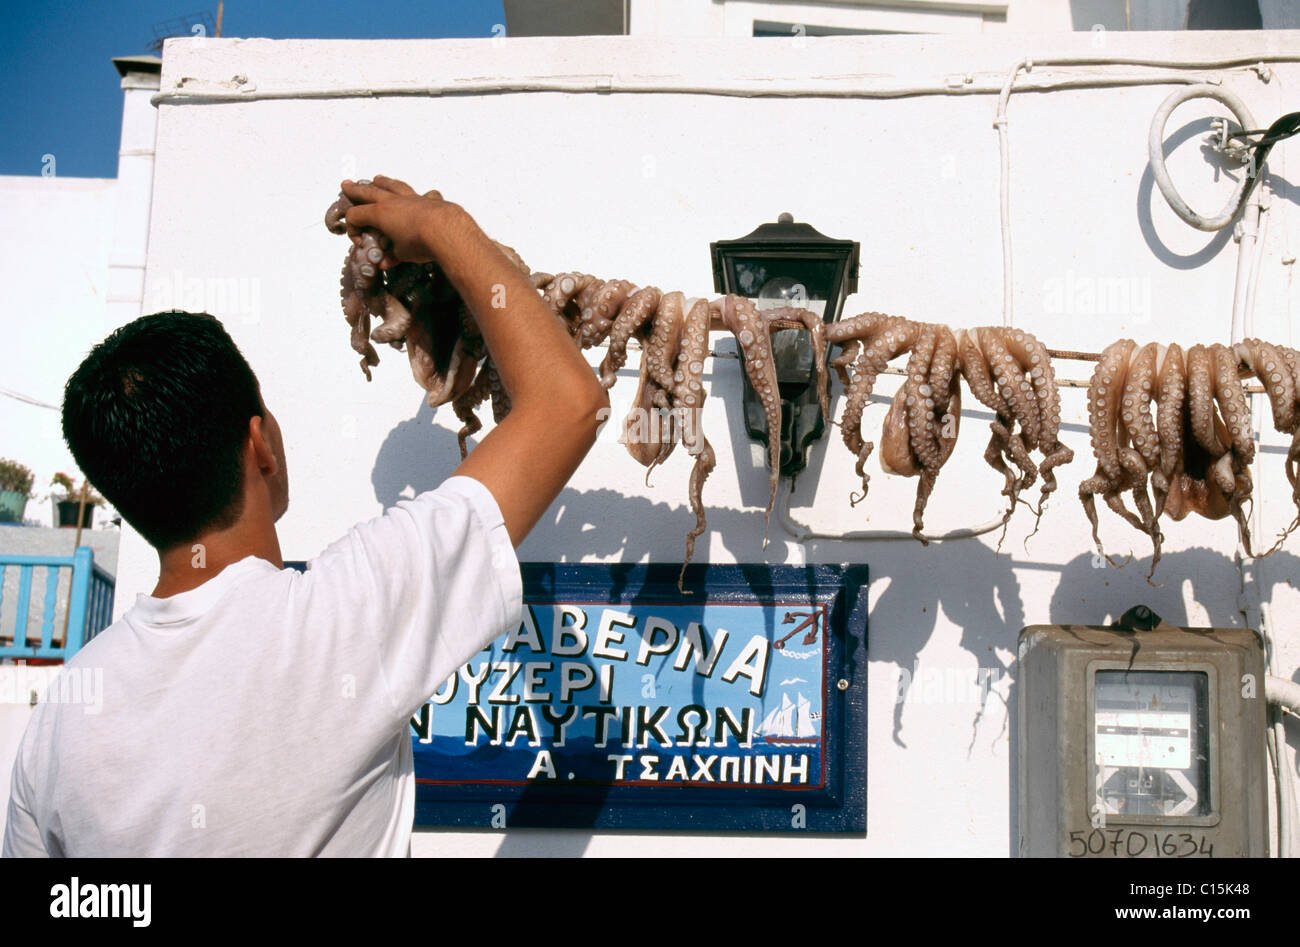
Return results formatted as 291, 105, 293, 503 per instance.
324, 193, 353, 234
488, 363, 510, 424
981, 328, 1041, 453
452, 363, 493, 458
1121, 341, 1161, 521
928, 326, 959, 429
598, 286, 662, 388
715, 295, 783, 531
1079, 339, 1138, 564
1186, 345, 1226, 456
642, 292, 687, 479
913, 380, 962, 541
1154, 343, 1185, 520
825, 312, 892, 346
905, 325, 942, 475
831, 339, 861, 390
1005, 327, 1071, 530
1088, 339, 1135, 484
1237, 338, 1296, 434
841, 316, 920, 501
977, 328, 1038, 495
956, 329, 1017, 509
1210, 343, 1255, 465
764, 306, 832, 422
674, 297, 715, 591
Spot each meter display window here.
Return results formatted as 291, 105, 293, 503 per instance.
1093, 670, 1211, 818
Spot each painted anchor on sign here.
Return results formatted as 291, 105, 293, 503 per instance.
775, 610, 821, 650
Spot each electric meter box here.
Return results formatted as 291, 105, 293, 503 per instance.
1017, 610, 1268, 858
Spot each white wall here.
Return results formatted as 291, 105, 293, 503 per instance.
0, 65, 155, 529
0, 174, 115, 524
116, 31, 1300, 856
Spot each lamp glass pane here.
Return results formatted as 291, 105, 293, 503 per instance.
731, 257, 842, 320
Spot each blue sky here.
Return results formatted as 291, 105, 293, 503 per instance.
0, 1, 506, 178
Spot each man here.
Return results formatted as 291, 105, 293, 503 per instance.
3, 176, 609, 856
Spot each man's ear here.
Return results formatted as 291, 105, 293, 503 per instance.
248, 415, 279, 477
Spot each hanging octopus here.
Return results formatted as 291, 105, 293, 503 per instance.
1079, 336, 1300, 578
343, 193, 1300, 586
827, 318, 1071, 541
325, 185, 1084, 571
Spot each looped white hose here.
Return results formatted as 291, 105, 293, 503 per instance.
1148, 84, 1258, 232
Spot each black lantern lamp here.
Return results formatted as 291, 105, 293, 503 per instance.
711, 214, 860, 477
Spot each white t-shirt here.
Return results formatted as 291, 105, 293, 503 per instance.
2, 476, 522, 857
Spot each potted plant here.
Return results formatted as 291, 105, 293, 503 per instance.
0, 459, 35, 524
50, 472, 103, 529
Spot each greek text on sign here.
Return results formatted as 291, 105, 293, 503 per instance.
411, 602, 828, 788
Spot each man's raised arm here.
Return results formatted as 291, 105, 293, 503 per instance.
341, 176, 609, 546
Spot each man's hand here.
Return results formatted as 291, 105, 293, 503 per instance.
340, 176, 465, 269
341, 174, 610, 546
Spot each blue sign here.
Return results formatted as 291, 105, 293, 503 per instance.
410, 563, 867, 832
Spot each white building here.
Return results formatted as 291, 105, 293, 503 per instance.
2, 0, 1298, 857
0, 55, 158, 528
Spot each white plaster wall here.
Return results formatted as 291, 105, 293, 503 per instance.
0, 175, 115, 525
116, 31, 1300, 856
0, 67, 155, 531
107, 75, 160, 329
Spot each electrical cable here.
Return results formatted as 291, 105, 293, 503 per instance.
0, 387, 60, 411
776, 476, 1011, 544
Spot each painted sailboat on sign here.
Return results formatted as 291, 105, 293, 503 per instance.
757, 692, 819, 745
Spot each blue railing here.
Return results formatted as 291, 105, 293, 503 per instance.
0, 548, 115, 661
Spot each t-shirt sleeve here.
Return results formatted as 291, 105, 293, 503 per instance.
2, 752, 49, 858
306, 475, 523, 725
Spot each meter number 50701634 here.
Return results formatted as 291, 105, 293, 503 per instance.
1068, 828, 1214, 857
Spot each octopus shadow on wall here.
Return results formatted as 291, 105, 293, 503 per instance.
1050, 545, 1300, 644
1045, 545, 1300, 806
370, 398, 463, 507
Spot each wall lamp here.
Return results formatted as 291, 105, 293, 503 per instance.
711, 214, 860, 476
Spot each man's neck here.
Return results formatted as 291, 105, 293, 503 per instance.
152, 521, 283, 598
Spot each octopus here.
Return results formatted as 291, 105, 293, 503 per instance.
328, 187, 1300, 577
827, 319, 1071, 541
1080, 336, 1300, 577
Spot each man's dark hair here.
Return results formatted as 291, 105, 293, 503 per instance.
62, 311, 264, 550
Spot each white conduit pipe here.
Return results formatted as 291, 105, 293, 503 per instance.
993, 57, 1032, 327
1270, 676, 1300, 716
149, 55, 1300, 108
